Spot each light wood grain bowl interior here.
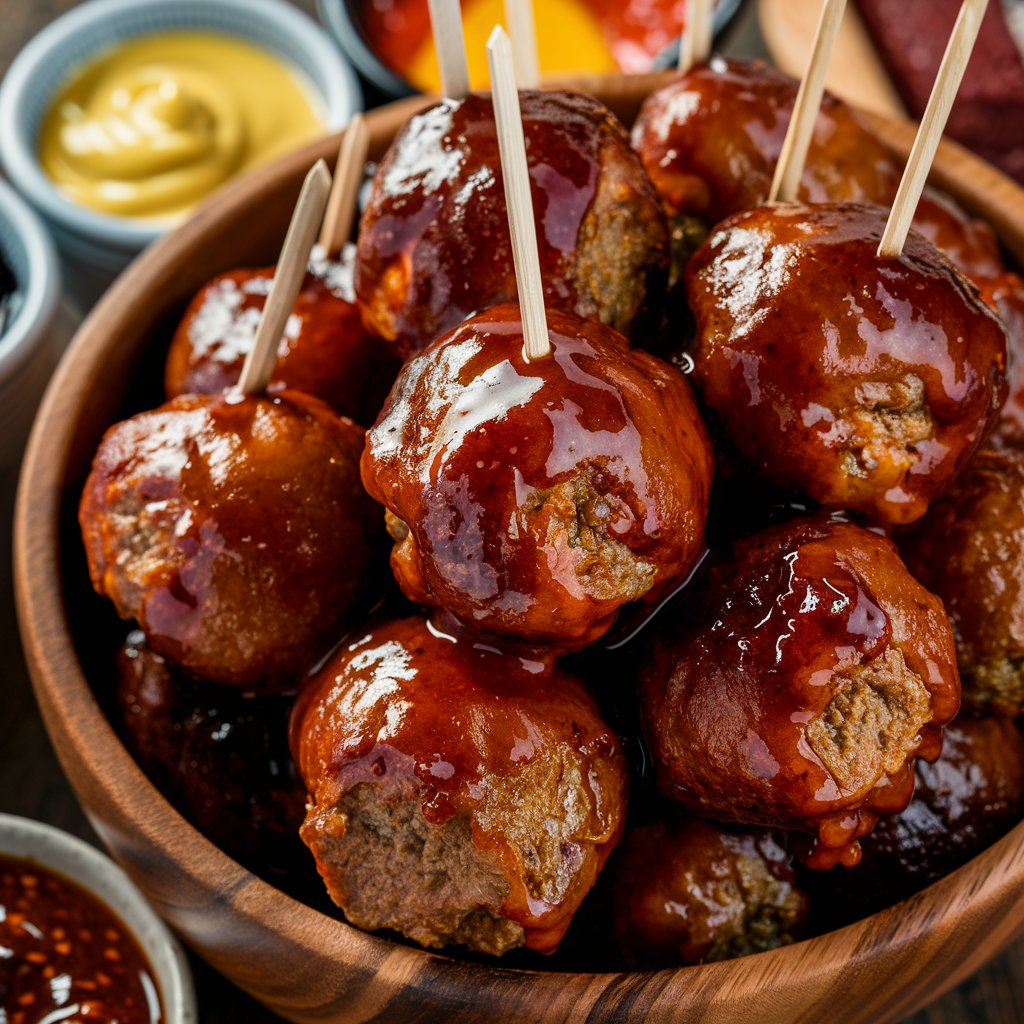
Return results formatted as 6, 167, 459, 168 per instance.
14, 73, 1024, 1024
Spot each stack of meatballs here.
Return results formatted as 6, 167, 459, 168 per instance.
80, 57, 1024, 968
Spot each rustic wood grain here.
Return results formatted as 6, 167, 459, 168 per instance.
13, 69, 1024, 1023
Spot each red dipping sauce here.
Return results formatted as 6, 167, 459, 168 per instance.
359, 0, 712, 90
0, 854, 162, 1024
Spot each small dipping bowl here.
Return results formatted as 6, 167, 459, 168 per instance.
318, 0, 746, 100
0, 813, 196, 1023
0, 177, 63, 473
0, 0, 361, 309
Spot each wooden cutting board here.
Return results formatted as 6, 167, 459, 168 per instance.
758, 0, 905, 117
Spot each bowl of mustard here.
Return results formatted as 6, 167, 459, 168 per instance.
0, 0, 361, 307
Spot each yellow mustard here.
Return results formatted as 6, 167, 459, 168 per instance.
407, 0, 617, 94
39, 32, 326, 224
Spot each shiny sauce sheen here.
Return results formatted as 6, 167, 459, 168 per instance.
357, 91, 609, 354
0, 853, 162, 1023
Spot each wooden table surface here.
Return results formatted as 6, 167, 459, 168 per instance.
2, 2, 1024, 1021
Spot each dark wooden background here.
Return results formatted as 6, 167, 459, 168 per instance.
2, 1, 1023, 1020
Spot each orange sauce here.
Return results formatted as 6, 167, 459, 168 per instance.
360, 0, 697, 92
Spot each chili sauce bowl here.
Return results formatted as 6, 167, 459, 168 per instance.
0, 0, 361, 309
0, 813, 197, 1024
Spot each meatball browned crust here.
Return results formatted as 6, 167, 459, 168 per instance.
356, 90, 668, 358
80, 391, 378, 688
292, 615, 629, 955
901, 441, 1024, 716
640, 517, 961, 869
360, 305, 714, 649
686, 203, 1008, 525
612, 816, 807, 966
164, 248, 398, 426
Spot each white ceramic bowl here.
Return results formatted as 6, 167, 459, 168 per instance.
0, 813, 197, 1023
0, 0, 362, 305
0, 177, 63, 471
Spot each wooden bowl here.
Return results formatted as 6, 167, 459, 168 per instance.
15, 73, 1024, 1024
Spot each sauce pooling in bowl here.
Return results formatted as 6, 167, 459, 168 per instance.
0, 853, 163, 1023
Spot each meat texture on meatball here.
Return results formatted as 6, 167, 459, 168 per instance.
164, 247, 398, 426
640, 517, 961, 869
80, 391, 379, 688
116, 631, 307, 881
901, 441, 1024, 716
612, 815, 808, 966
806, 715, 1024, 925
686, 202, 1008, 525
292, 615, 629, 955
360, 305, 714, 649
356, 90, 668, 358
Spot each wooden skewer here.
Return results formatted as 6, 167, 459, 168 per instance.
318, 115, 370, 260
504, 0, 540, 89
769, 0, 848, 203
878, 0, 989, 258
486, 26, 550, 361
693, 0, 715, 66
237, 160, 332, 395
427, 0, 471, 99
678, 0, 697, 72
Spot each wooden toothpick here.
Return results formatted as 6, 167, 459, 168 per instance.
427, 0, 471, 99
318, 115, 370, 260
504, 0, 540, 89
678, 0, 697, 72
769, 0, 848, 203
486, 26, 550, 361
878, 0, 989, 258
237, 160, 332, 395
693, 0, 714, 66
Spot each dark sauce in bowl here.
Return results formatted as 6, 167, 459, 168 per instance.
0, 250, 18, 339
0, 853, 163, 1023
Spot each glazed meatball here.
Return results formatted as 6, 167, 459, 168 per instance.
612, 816, 808, 966
640, 517, 961, 869
901, 441, 1024, 716
292, 615, 628, 956
360, 305, 714, 649
632, 57, 899, 228
807, 715, 1024, 924
115, 631, 306, 881
982, 273, 1024, 440
632, 57, 1010, 291
80, 391, 378, 688
164, 247, 398, 426
686, 203, 1008, 525
356, 90, 668, 358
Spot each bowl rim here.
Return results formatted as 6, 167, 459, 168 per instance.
0, 0, 362, 253
0, 177, 61, 380
0, 812, 198, 1023
14, 73, 1024, 1020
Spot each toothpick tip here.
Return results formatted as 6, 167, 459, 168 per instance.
488, 23, 509, 49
